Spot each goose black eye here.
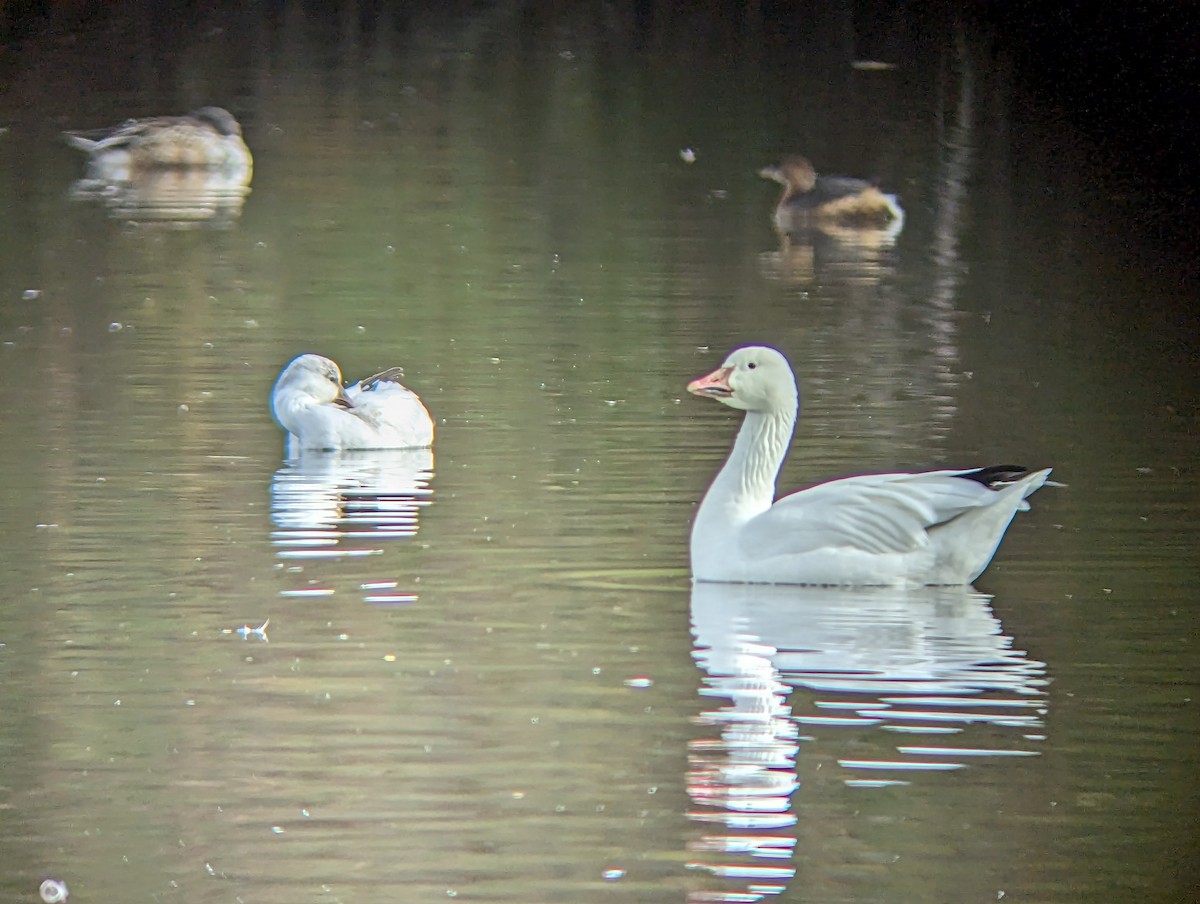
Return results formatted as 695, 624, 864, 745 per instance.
747, 362, 757, 370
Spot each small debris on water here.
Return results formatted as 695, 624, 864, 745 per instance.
40, 879, 68, 903
223, 619, 269, 642
624, 677, 653, 689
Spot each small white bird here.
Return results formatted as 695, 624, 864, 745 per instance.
270, 354, 434, 455
688, 346, 1051, 586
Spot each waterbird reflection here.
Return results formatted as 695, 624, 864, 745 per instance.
270, 449, 433, 603
68, 167, 252, 228
63, 106, 253, 228
756, 154, 905, 287
687, 582, 1047, 902
757, 219, 903, 286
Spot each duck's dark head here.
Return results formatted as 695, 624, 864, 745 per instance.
759, 155, 817, 193
191, 106, 242, 137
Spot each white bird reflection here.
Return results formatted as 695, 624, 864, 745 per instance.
686, 582, 1047, 903
270, 449, 433, 603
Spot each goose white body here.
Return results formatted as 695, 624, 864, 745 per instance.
271, 354, 434, 455
688, 346, 1050, 586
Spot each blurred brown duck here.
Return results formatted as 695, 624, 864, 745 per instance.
759, 155, 902, 234
63, 106, 252, 181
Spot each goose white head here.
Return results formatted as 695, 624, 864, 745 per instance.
271, 354, 352, 424
687, 345, 798, 415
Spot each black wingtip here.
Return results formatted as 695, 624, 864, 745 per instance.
359, 366, 405, 391
958, 465, 1029, 488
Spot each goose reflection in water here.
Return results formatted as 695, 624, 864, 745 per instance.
685, 582, 1046, 902
270, 449, 433, 603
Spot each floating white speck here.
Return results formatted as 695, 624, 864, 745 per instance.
40, 879, 68, 903
602, 868, 625, 881
624, 677, 653, 688
680, 148, 697, 163
235, 619, 270, 641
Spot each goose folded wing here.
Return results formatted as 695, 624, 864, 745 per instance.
343, 380, 423, 430
739, 470, 1004, 557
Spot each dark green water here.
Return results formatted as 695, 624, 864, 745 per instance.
0, 4, 1196, 903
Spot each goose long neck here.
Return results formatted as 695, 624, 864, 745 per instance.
709, 404, 796, 517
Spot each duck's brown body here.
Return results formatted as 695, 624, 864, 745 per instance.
760, 156, 902, 233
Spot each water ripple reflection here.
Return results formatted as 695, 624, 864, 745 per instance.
68, 167, 252, 228
687, 582, 1047, 902
270, 449, 433, 603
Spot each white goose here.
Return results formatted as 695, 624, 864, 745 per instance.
687, 346, 1051, 586
271, 354, 434, 455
